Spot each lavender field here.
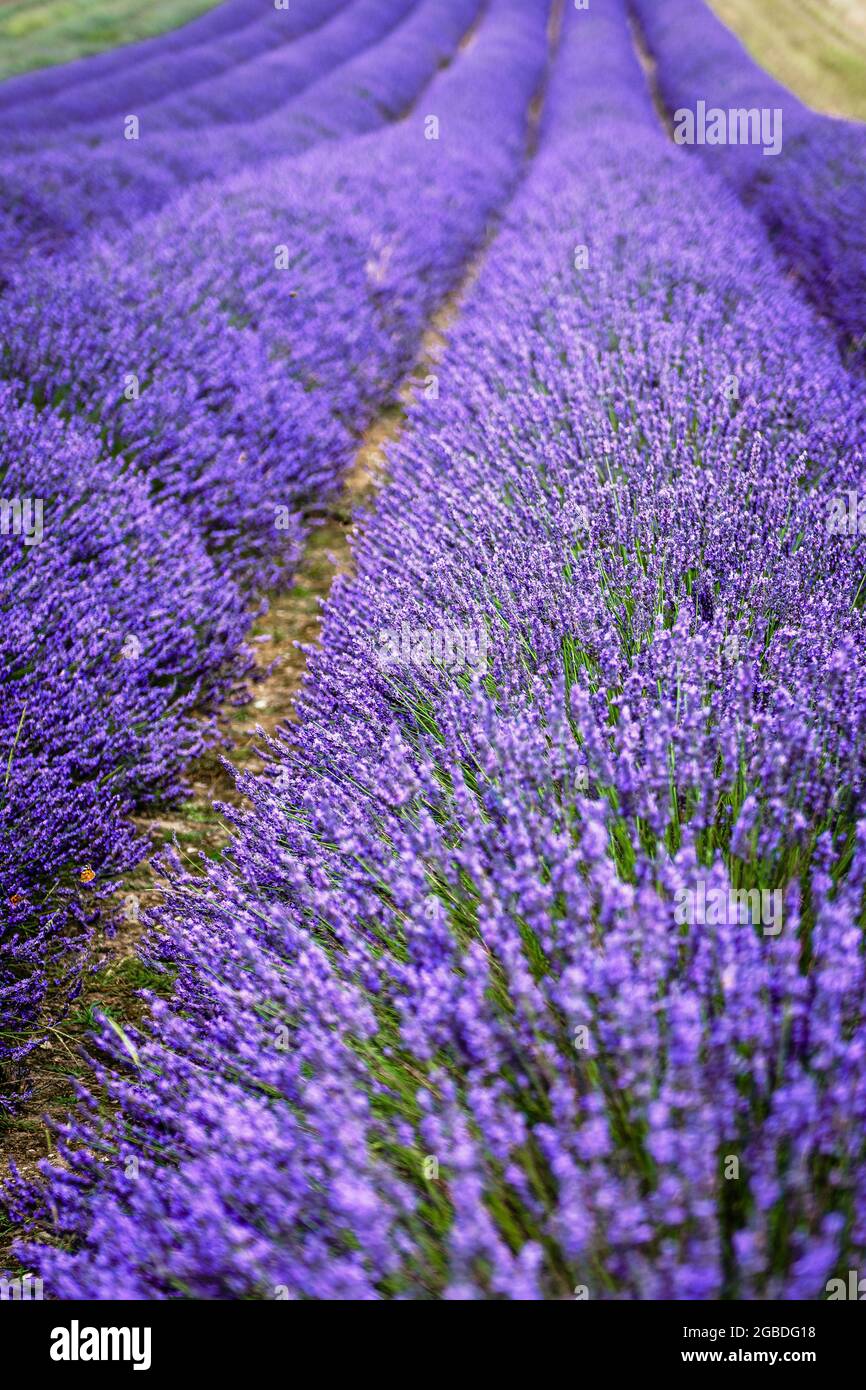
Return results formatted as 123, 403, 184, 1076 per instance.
1, 0, 866, 1313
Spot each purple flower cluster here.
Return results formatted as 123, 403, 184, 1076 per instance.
1, 0, 549, 1077
630, 0, 866, 362
10, 0, 866, 1299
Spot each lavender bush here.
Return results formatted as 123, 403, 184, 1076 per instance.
9, 0, 866, 1299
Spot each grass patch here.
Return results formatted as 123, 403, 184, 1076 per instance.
0, 0, 221, 83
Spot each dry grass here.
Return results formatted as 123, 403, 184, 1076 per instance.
709, 0, 866, 120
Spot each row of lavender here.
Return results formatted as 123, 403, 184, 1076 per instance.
0, 0, 470, 262
0, 0, 549, 1087
0, 0, 485, 587
630, 0, 866, 364
12, 0, 865, 1298
0, 0, 309, 122
0, 0, 373, 136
